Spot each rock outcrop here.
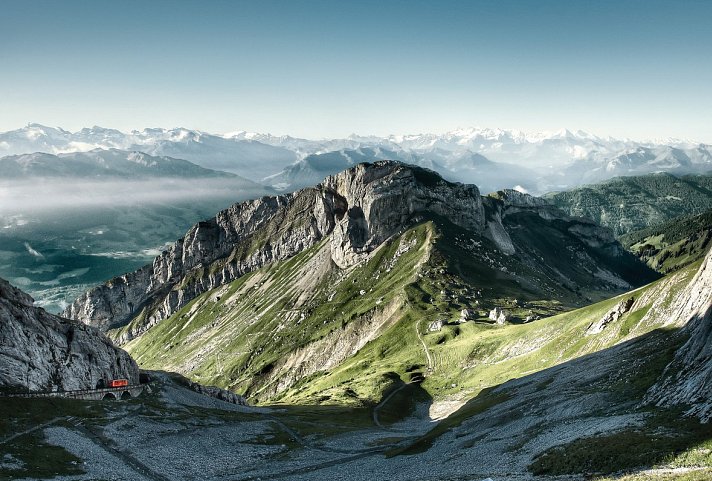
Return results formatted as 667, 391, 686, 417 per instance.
489, 307, 511, 325
586, 297, 635, 335
460, 308, 477, 321
0, 278, 138, 392
63, 162, 484, 337
646, 248, 712, 421
188, 381, 247, 406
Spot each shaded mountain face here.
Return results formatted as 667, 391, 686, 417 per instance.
620, 208, 712, 273
0, 277, 138, 392
545, 172, 712, 236
62, 162, 657, 403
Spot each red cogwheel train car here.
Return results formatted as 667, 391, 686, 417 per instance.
107, 379, 129, 388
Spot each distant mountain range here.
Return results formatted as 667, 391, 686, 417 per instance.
2, 124, 711, 193
0, 124, 298, 180
0, 149, 255, 180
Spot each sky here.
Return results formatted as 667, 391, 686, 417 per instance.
1, 0, 711, 141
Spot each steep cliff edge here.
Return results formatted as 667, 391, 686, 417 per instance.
0, 278, 138, 392
646, 247, 712, 420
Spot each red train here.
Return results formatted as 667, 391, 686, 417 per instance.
107, 379, 129, 388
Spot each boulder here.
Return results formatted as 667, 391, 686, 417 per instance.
586, 296, 635, 335
460, 308, 477, 321
428, 320, 445, 332
489, 307, 511, 325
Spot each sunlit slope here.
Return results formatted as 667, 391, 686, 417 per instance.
387, 252, 712, 480
123, 215, 686, 408
123, 223, 433, 403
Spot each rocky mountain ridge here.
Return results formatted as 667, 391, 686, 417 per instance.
63, 162, 484, 336
0, 149, 254, 180
64, 162, 654, 348
546, 171, 712, 235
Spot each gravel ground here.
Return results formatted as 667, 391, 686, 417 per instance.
33, 334, 676, 481
40, 426, 153, 481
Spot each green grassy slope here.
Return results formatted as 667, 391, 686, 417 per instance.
388, 260, 705, 472
122, 214, 680, 409
123, 223, 435, 404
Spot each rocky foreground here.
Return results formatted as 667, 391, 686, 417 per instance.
0, 277, 138, 392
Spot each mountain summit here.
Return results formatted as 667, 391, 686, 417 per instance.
63, 161, 656, 403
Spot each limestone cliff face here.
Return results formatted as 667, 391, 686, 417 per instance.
63, 162, 485, 338
646, 248, 712, 421
0, 278, 138, 392
483, 189, 625, 254
322, 162, 484, 267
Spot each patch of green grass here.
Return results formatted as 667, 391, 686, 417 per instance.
620, 305, 652, 337
594, 470, 712, 481
666, 437, 712, 468
529, 410, 712, 476
373, 378, 432, 426
621, 208, 712, 273
0, 431, 85, 480
0, 398, 113, 480
269, 404, 375, 439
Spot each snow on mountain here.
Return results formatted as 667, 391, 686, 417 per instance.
0, 125, 297, 181
1, 124, 710, 194
0, 149, 256, 180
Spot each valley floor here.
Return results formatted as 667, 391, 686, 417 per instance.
1, 366, 710, 481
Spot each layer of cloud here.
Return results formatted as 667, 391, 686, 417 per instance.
0, 178, 270, 215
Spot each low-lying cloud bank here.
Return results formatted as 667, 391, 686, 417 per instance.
0, 178, 271, 214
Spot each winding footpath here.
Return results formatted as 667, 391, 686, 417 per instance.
416, 319, 435, 372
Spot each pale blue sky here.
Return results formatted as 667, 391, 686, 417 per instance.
1, 0, 711, 141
